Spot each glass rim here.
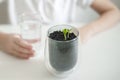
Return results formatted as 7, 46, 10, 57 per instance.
18, 12, 43, 23
47, 24, 79, 42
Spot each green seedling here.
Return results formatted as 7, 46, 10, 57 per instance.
62, 29, 71, 40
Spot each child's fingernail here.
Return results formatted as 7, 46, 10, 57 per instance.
29, 54, 34, 57
29, 50, 35, 53
25, 56, 29, 59
32, 50, 35, 53
28, 46, 32, 50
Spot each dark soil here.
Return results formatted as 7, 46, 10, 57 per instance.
49, 31, 76, 41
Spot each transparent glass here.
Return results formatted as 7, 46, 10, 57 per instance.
19, 12, 42, 59
45, 25, 79, 78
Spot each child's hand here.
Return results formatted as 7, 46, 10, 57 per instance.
0, 33, 34, 59
79, 26, 93, 44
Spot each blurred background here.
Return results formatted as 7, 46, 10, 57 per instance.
0, 0, 120, 24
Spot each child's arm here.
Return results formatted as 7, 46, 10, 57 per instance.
80, 0, 120, 43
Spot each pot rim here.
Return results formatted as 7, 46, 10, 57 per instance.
47, 24, 79, 42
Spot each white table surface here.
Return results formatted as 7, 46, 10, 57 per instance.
0, 23, 120, 80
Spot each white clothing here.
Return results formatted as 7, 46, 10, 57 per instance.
38, 0, 94, 24
0, 0, 98, 25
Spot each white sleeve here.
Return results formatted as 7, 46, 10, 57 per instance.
77, 0, 94, 8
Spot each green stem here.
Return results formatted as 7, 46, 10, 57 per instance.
62, 29, 71, 40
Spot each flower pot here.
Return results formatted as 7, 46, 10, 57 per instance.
45, 25, 79, 77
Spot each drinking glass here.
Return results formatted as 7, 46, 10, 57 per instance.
19, 12, 42, 59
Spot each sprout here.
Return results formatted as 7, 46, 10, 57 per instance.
62, 29, 71, 40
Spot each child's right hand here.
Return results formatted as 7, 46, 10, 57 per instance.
0, 33, 34, 59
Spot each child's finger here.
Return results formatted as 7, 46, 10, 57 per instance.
14, 37, 32, 49
13, 44, 34, 55
25, 39, 40, 43
11, 50, 31, 59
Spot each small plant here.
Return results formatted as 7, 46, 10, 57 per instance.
62, 29, 71, 40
